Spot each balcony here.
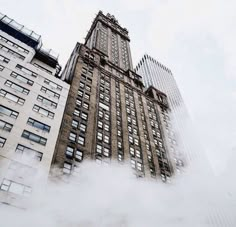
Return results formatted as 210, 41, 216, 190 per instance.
0, 12, 42, 48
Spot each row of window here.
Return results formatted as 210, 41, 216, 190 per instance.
95, 73, 111, 162
0, 43, 25, 60
0, 35, 29, 54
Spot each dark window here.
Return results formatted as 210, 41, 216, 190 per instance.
0, 119, 13, 132
0, 105, 19, 119
15, 144, 43, 161
27, 118, 50, 132
10, 72, 34, 85
0, 137, 6, 147
21, 130, 47, 146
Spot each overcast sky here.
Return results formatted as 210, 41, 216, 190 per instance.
1, 0, 236, 173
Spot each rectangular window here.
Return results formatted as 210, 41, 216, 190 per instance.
99, 102, 109, 111
32, 105, 54, 119
72, 120, 79, 128
33, 63, 52, 75
78, 90, 83, 97
27, 118, 50, 132
40, 86, 60, 99
84, 93, 90, 100
81, 112, 88, 121
44, 79, 62, 91
16, 64, 37, 77
0, 54, 10, 63
63, 162, 72, 174
0, 137, 6, 147
73, 109, 80, 117
0, 44, 25, 60
22, 130, 47, 146
65, 146, 74, 158
15, 144, 43, 161
0, 89, 25, 105
5, 80, 30, 95
0, 105, 19, 119
79, 123, 86, 132
0, 65, 4, 71
69, 132, 76, 142
0, 119, 13, 132
78, 136, 85, 145
83, 102, 89, 110
10, 72, 34, 86
79, 82, 85, 88
0, 178, 32, 196
75, 149, 83, 161
0, 35, 29, 53
85, 85, 91, 92
37, 95, 57, 108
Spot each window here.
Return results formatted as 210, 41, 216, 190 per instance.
15, 144, 43, 161
104, 148, 109, 157
78, 136, 85, 145
137, 162, 142, 171
98, 121, 103, 129
0, 105, 19, 119
16, 64, 37, 77
0, 44, 25, 60
32, 105, 54, 119
96, 144, 102, 153
79, 123, 86, 132
104, 135, 109, 144
63, 162, 72, 174
0, 54, 10, 63
80, 82, 85, 88
134, 138, 139, 146
83, 102, 89, 110
0, 65, 4, 71
129, 136, 133, 144
118, 141, 122, 149
0, 137, 6, 147
0, 89, 25, 105
5, 80, 30, 95
130, 147, 135, 155
65, 146, 74, 158
84, 94, 90, 100
22, 130, 47, 145
44, 79, 62, 91
27, 118, 50, 132
0, 119, 13, 132
97, 132, 103, 141
69, 132, 76, 142
72, 120, 79, 128
104, 124, 109, 131
40, 86, 60, 99
131, 159, 136, 169
81, 112, 88, 120
33, 63, 52, 74
0, 35, 29, 53
73, 109, 80, 117
37, 95, 57, 108
117, 130, 121, 136
0, 179, 32, 196
76, 99, 82, 106
136, 150, 141, 158
78, 90, 83, 97
85, 85, 91, 91
10, 72, 34, 86
75, 149, 83, 161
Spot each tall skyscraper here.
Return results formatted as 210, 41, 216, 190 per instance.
0, 13, 69, 207
135, 54, 196, 163
52, 11, 182, 181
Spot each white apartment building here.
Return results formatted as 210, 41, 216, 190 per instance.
0, 13, 69, 207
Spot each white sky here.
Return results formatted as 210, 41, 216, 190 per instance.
1, 0, 236, 173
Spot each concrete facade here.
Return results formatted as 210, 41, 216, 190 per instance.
0, 13, 69, 207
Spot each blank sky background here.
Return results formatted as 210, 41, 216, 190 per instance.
1, 0, 236, 173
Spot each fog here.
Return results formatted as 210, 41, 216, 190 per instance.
0, 153, 235, 227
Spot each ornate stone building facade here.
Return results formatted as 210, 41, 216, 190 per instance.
52, 11, 180, 181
